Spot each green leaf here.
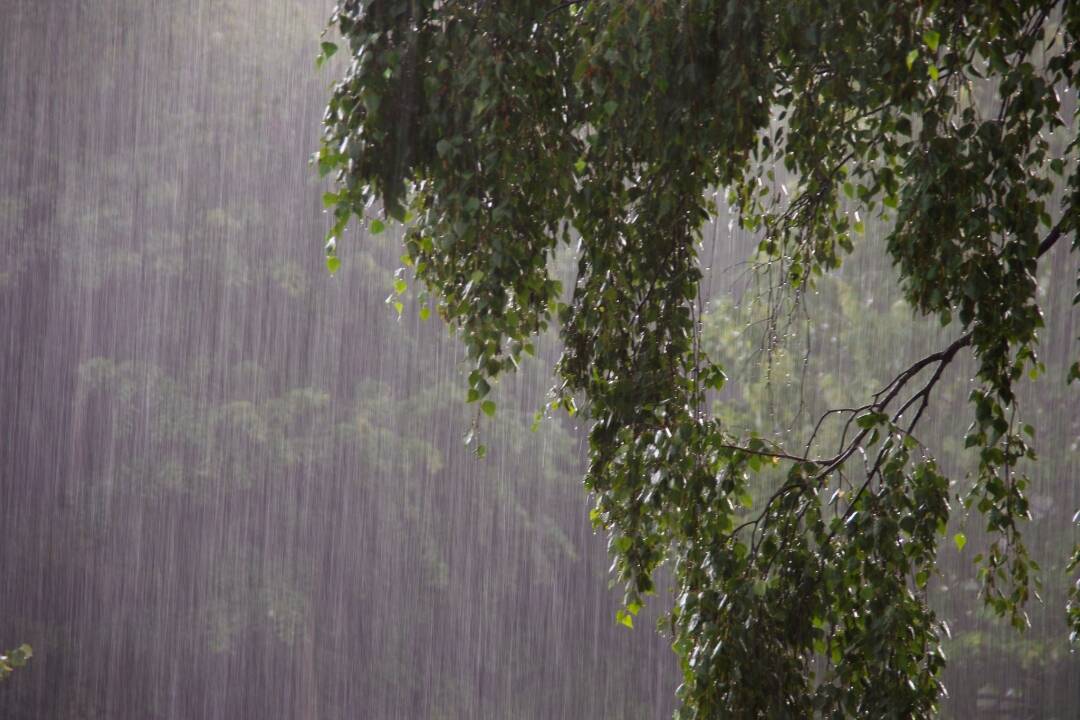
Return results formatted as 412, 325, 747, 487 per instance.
906, 49, 919, 70
326, 256, 341, 275
704, 365, 727, 391
419, 306, 431, 321
370, 219, 385, 235
326, 214, 348, 242
923, 30, 940, 52
953, 533, 967, 552
855, 412, 883, 430
316, 41, 338, 68
481, 400, 496, 417
615, 609, 634, 629
394, 278, 407, 295
317, 155, 335, 177
321, 191, 339, 208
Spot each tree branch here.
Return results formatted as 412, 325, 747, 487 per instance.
732, 218, 1070, 555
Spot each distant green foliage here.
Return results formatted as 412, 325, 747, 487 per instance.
1, 0, 680, 716
321, 1, 1079, 716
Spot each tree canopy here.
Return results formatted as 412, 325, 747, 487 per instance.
319, 1, 1079, 716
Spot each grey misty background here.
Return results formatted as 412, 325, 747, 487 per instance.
0, 1, 1076, 719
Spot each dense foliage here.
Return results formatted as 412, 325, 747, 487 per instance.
321, 1, 1080, 716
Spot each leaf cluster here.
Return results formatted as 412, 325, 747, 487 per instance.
321, 1, 1080, 715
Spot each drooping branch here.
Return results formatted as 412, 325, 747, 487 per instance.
731, 218, 1072, 549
